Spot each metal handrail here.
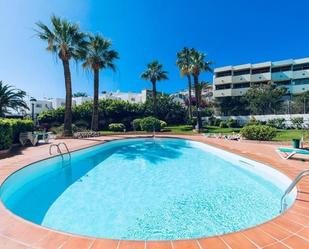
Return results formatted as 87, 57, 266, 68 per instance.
57, 142, 71, 160
49, 142, 71, 160
49, 144, 63, 159
280, 169, 309, 213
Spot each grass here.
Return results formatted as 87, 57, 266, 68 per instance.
204, 126, 241, 134
273, 129, 305, 141
164, 125, 196, 134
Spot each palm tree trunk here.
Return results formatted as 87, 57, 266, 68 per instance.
187, 74, 192, 120
62, 59, 73, 136
91, 68, 99, 131
193, 74, 202, 132
152, 80, 157, 117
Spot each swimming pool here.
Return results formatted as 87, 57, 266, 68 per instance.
0, 138, 296, 240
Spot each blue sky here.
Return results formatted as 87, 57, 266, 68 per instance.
1, 0, 309, 99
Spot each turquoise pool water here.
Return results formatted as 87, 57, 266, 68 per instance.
0, 138, 294, 240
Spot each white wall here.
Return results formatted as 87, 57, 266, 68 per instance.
216, 114, 309, 126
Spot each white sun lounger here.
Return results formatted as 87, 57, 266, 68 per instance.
276, 147, 309, 160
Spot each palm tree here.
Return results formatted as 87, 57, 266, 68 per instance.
176, 47, 193, 120
189, 49, 212, 132
141, 61, 168, 117
0, 81, 28, 117
35, 15, 87, 136
82, 34, 119, 131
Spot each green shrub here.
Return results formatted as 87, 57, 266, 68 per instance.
132, 118, 142, 131
267, 118, 285, 129
140, 117, 161, 132
108, 123, 125, 132
219, 121, 228, 128
226, 118, 238, 128
50, 124, 79, 135
240, 125, 277, 141
291, 117, 304, 129
74, 120, 90, 129
214, 118, 222, 127
159, 120, 167, 130
0, 120, 13, 150
0, 119, 34, 144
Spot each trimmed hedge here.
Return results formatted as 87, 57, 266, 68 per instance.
0, 120, 13, 150
140, 117, 161, 132
108, 123, 125, 132
240, 125, 277, 141
0, 119, 34, 148
6, 119, 34, 143
132, 118, 142, 131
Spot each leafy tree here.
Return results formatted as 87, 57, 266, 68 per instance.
0, 81, 28, 117
244, 83, 287, 115
144, 95, 186, 124
189, 49, 212, 131
215, 96, 249, 116
82, 34, 119, 131
291, 91, 309, 114
36, 15, 87, 136
176, 47, 193, 119
73, 92, 88, 97
141, 60, 168, 117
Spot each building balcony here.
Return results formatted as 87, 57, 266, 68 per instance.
232, 74, 251, 83
231, 88, 250, 96
213, 89, 232, 97
291, 84, 309, 94
214, 76, 233, 84
271, 71, 292, 81
293, 69, 309, 79
251, 72, 271, 82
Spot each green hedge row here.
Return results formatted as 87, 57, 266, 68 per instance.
0, 119, 34, 150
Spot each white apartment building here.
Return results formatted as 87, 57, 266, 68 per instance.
213, 57, 309, 98
100, 90, 149, 104
171, 85, 213, 105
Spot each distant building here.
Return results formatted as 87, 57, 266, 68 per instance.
213, 57, 309, 98
100, 89, 150, 104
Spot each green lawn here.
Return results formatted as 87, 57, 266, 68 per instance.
164, 125, 196, 134
273, 129, 304, 141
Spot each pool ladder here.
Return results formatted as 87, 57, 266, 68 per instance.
280, 169, 309, 213
49, 142, 71, 162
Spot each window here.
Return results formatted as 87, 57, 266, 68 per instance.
271, 65, 292, 73
216, 71, 232, 77
294, 78, 309, 85
251, 67, 270, 74
215, 84, 231, 90
293, 63, 309, 71
36, 104, 42, 108
233, 83, 250, 89
233, 69, 250, 76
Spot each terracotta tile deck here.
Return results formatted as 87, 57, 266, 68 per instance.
0, 134, 308, 249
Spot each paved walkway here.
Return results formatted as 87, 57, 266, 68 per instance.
0, 135, 308, 249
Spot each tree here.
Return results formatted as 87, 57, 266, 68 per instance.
292, 91, 309, 114
176, 47, 193, 119
0, 81, 28, 117
82, 34, 119, 131
36, 15, 87, 136
189, 49, 212, 132
141, 61, 168, 117
73, 92, 88, 97
244, 83, 287, 115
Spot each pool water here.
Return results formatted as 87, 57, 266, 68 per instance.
0, 138, 295, 240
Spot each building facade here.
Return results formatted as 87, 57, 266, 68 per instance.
100, 89, 151, 104
213, 57, 309, 98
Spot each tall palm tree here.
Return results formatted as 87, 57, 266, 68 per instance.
176, 47, 193, 120
35, 15, 87, 136
189, 49, 212, 132
0, 81, 28, 117
82, 34, 119, 131
141, 61, 168, 117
